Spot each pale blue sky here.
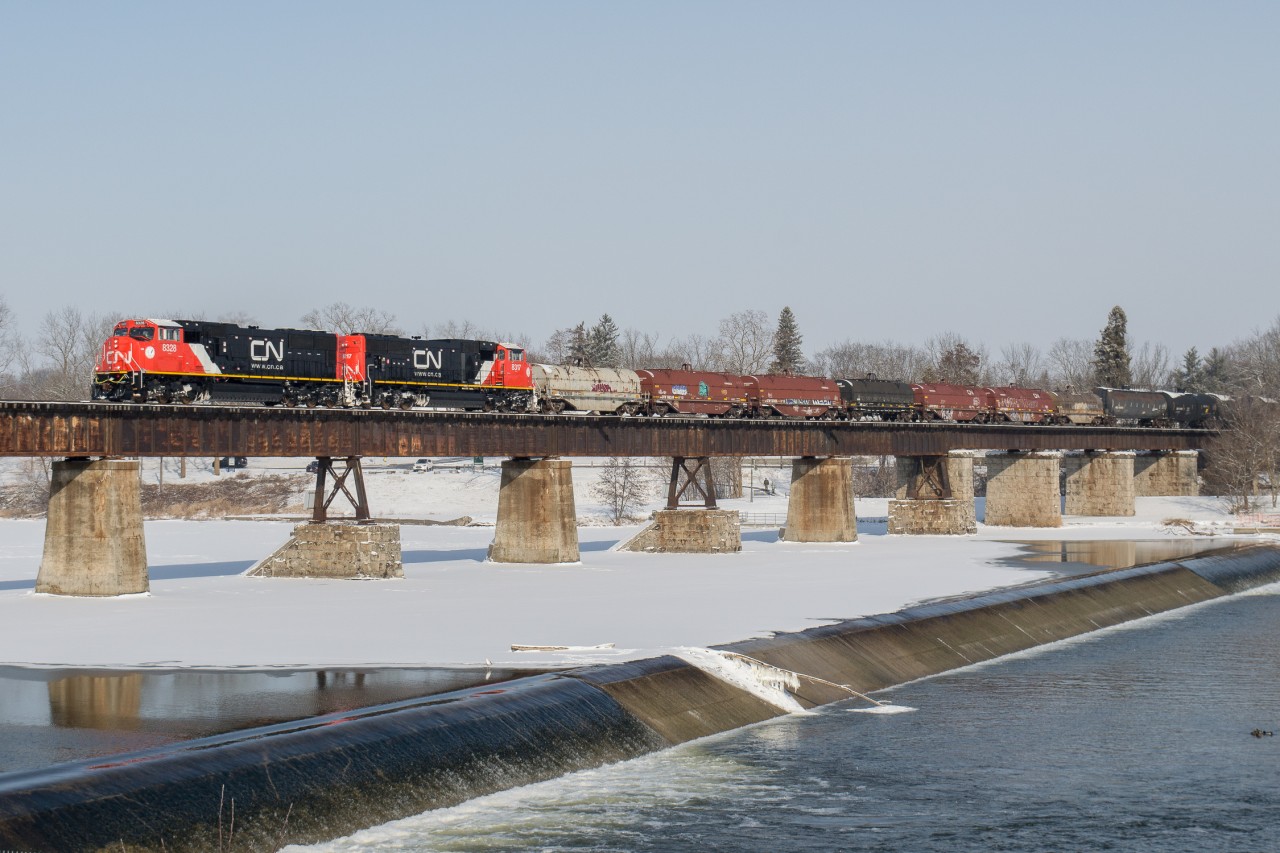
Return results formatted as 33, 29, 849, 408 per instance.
2, 1, 1277, 357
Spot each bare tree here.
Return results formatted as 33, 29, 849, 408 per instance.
714, 309, 773, 374
591, 457, 656, 524
1225, 316, 1280, 396
22, 307, 113, 401
995, 342, 1048, 387
1202, 396, 1280, 512
1129, 341, 1172, 389
300, 302, 402, 335
620, 328, 663, 369
811, 340, 929, 382
1047, 337, 1095, 391
0, 296, 16, 393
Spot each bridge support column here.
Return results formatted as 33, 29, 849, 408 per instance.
36, 459, 149, 596
488, 458, 580, 563
780, 456, 857, 542
249, 456, 403, 578
1064, 451, 1135, 517
623, 456, 741, 553
983, 451, 1062, 528
1133, 450, 1199, 497
887, 452, 976, 535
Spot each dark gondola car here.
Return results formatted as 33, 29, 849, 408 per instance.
836, 376, 915, 420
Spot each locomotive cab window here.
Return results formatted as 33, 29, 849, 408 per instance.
129, 327, 155, 341
160, 328, 180, 342
113, 325, 128, 337
509, 350, 524, 362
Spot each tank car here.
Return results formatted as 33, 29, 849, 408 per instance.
911, 383, 992, 422
835, 376, 915, 420
530, 365, 644, 415
636, 368, 753, 416
987, 386, 1056, 423
1094, 387, 1168, 425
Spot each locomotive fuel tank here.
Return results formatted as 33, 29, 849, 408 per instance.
531, 365, 643, 415
746, 374, 842, 418
636, 369, 753, 416
836, 376, 915, 420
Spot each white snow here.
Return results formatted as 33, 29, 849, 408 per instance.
0, 456, 1266, 670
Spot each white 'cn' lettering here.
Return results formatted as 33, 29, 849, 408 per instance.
413, 349, 443, 370
250, 339, 285, 362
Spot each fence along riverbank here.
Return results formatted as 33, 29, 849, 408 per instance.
2, 544, 1278, 851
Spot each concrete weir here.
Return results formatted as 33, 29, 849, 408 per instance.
5, 545, 1280, 851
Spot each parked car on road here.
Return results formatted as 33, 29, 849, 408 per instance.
412, 458, 433, 472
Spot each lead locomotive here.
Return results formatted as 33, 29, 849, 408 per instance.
93, 318, 532, 411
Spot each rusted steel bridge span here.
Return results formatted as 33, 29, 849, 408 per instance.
0, 401, 1210, 458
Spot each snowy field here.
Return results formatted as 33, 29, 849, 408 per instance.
0, 456, 1261, 671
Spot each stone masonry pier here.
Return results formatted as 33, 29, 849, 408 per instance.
1064, 451, 1136, 517
983, 451, 1063, 528
888, 451, 976, 535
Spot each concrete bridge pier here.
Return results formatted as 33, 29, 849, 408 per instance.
887, 451, 976, 535
488, 457, 580, 563
250, 456, 403, 579
37, 458, 149, 596
780, 456, 857, 542
1064, 451, 1136, 517
1133, 450, 1199, 496
983, 451, 1063, 528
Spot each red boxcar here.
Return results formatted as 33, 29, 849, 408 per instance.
636, 369, 753, 416
987, 386, 1055, 423
747, 374, 842, 418
911, 383, 991, 421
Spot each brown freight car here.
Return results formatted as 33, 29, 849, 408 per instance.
1051, 390, 1106, 425
636, 368, 753, 416
987, 386, 1056, 423
746, 373, 842, 418
911, 383, 991, 421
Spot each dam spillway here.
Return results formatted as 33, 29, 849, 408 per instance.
2, 544, 1279, 851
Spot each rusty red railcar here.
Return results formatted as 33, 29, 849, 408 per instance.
987, 386, 1056, 423
747, 374, 842, 418
911, 383, 992, 421
636, 369, 753, 416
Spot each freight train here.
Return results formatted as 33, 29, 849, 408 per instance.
92, 317, 1220, 427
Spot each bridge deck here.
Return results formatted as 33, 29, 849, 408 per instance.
0, 401, 1209, 458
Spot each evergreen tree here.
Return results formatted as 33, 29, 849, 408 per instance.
568, 322, 590, 366
769, 306, 805, 373
588, 314, 621, 368
1202, 347, 1232, 392
1092, 306, 1132, 387
1174, 346, 1205, 391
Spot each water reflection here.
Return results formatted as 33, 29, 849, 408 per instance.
0, 666, 547, 775
1005, 538, 1245, 574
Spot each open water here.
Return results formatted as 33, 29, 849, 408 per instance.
307, 582, 1280, 852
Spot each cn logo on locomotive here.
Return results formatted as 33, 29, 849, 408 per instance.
250, 339, 285, 363
413, 349, 444, 370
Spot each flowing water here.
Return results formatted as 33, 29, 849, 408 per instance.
303, 582, 1280, 852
